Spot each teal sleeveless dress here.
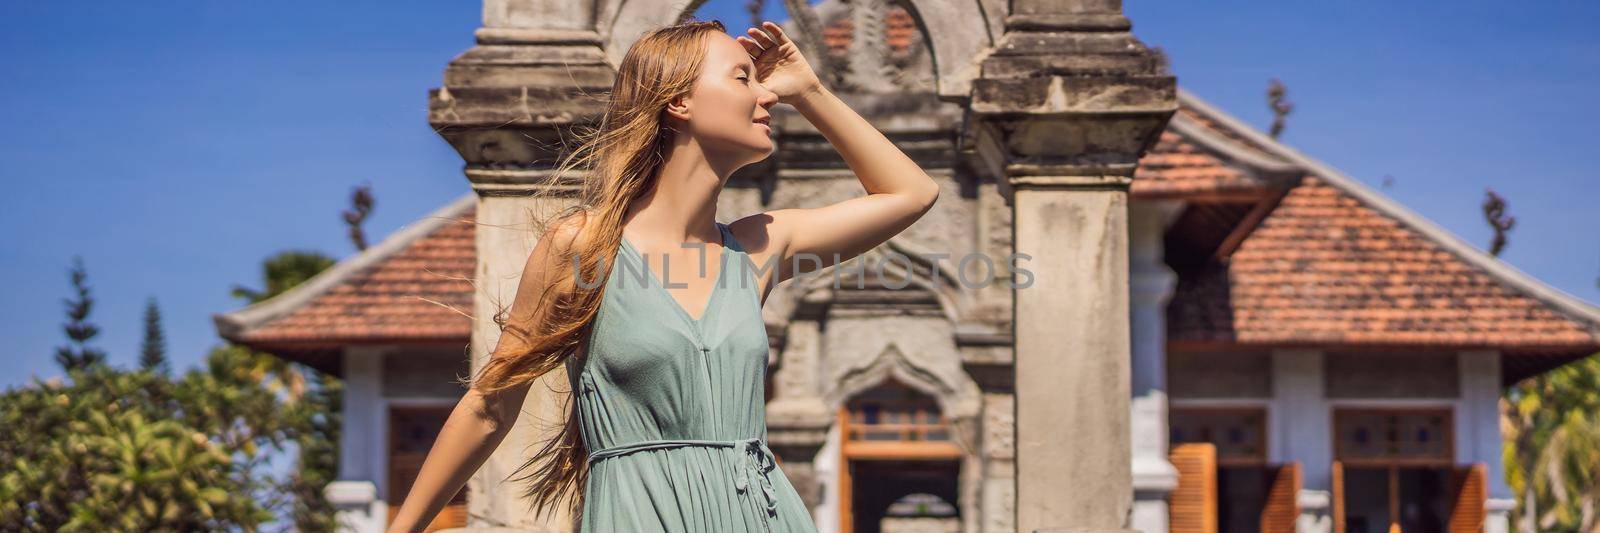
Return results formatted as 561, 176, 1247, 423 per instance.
565, 221, 819, 533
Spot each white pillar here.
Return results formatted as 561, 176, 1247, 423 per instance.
1271, 349, 1331, 532
1460, 350, 1513, 532
330, 346, 389, 533
1128, 202, 1180, 533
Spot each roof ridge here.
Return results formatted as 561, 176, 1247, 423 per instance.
1175, 87, 1600, 333
1165, 112, 1299, 176
213, 192, 478, 340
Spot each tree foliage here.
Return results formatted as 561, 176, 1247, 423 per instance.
140, 296, 169, 374
54, 256, 106, 372
3, 248, 347, 531
229, 251, 335, 304
1504, 354, 1600, 532
232, 249, 344, 532
0, 348, 287, 531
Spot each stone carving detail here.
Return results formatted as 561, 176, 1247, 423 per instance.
981, 393, 1014, 460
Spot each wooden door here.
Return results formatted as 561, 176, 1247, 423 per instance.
1170, 442, 1218, 533
1259, 461, 1300, 533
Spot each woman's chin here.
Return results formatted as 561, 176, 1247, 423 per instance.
747, 134, 775, 155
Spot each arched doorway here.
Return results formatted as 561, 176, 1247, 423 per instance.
838, 377, 963, 533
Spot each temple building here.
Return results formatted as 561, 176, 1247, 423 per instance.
215, 1, 1600, 532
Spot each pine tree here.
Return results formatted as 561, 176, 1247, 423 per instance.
54, 255, 107, 372
139, 296, 169, 374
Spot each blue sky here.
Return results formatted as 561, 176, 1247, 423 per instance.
3, 0, 1598, 390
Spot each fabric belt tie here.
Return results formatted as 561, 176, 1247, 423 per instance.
587, 437, 779, 517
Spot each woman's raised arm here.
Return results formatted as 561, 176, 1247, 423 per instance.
732, 22, 941, 287
385, 215, 585, 533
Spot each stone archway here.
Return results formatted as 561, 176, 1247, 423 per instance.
596, 0, 998, 101
888, 0, 1000, 100
826, 343, 980, 422
819, 333, 985, 533
835, 375, 970, 533
599, 0, 708, 67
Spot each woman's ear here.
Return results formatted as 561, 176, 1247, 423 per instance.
664, 95, 691, 121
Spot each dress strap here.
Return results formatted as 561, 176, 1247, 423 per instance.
588, 437, 779, 518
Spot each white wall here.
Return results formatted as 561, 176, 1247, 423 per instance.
1270, 349, 1330, 490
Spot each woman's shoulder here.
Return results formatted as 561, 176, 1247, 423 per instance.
516, 211, 601, 294
725, 213, 779, 257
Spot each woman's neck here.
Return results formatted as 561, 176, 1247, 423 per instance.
624, 141, 725, 244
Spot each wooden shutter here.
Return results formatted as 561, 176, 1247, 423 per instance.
839, 406, 854, 533
1448, 463, 1486, 533
1169, 443, 1218, 533
1259, 461, 1301, 533
1332, 460, 1345, 533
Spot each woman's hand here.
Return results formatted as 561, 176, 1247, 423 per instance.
735, 21, 822, 106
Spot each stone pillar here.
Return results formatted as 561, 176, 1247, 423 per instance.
964, 0, 1175, 530
329, 347, 388, 533
429, 0, 613, 530
766, 320, 832, 512
1128, 203, 1180, 533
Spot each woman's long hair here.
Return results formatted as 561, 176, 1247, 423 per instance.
465, 18, 730, 526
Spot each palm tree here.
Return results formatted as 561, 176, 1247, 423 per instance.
1504, 354, 1600, 532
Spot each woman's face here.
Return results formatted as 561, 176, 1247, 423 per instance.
670, 32, 779, 167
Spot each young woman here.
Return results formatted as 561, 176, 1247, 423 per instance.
387, 19, 939, 533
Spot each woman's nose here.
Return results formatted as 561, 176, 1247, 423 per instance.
755, 82, 779, 107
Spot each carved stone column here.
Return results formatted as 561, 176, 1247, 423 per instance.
429, 1, 613, 530
766, 320, 832, 510
963, 0, 1176, 531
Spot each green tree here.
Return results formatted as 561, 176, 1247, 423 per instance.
232, 248, 343, 532
54, 256, 106, 372
140, 296, 169, 374
285, 372, 342, 531
1504, 354, 1600, 532
3, 250, 350, 531
0, 360, 285, 531
230, 250, 335, 304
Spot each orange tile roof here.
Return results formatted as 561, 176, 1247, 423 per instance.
215, 196, 476, 373
1132, 131, 1271, 198
240, 214, 472, 344
1167, 175, 1600, 354
1165, 90, 1600, 382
